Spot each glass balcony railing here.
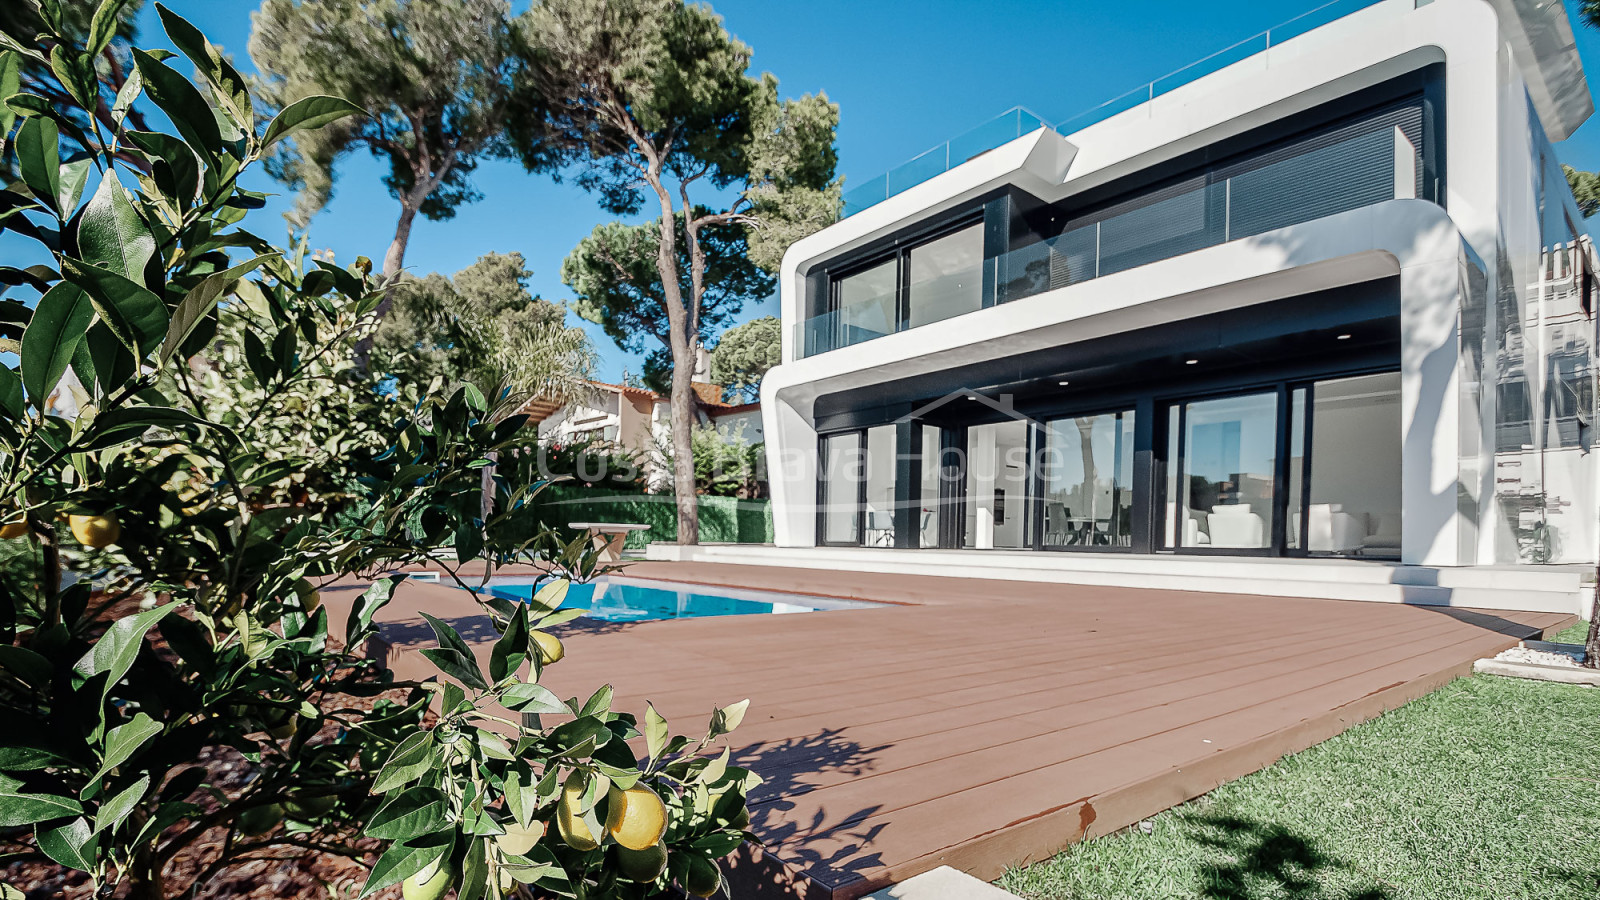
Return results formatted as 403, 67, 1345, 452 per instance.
838, 0, 1390, 220
840, 108, 1051, 217
799, 117, 1417, 358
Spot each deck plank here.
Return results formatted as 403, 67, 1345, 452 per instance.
333, 562, 1572, 900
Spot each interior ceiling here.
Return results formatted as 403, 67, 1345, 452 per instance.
814, 276, 1402, 428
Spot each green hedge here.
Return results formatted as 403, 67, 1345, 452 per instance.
531, 485, 773, 548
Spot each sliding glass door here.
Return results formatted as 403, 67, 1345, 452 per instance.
1040, 410, 1136, 548
819, 432, 863, 546
1162, 374, 1401, 557
1169, 392, 1280, 551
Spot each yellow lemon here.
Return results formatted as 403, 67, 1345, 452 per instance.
69, 514, 120, 548
401, 857, 455, 900
615, 841, 668, 882
556, 773, 600, 851
606, 785, 668, 850
531, 630, 565, 665
683, 856, 722, 898
0, 519, 28, 540
495, 820, 545, 857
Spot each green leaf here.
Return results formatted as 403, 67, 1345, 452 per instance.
87, 713, 161, 788
92, 774, 149, 835
154, 3, 252, 129
5, 93, 98, 161
372, 731, 435, 794
0, 773, 83, 827
57, 158, 92, 215
529, 579, 569, 617
16, 117, 61, 214
0, 730, 80, 772
262, 95, 364, 149
131, 49, 221, 155
644, 703, 668, 761
78, 406, 224, 451
110, 64, 142, 127
0, 364, 22, 420
60, 256, 168, 359
500, 682, 566, 715
359, 831, 452, 898
503, 764, 540, 829
710, 699, 749, 738
490, 603, 529, 683
20, 282, 92, 404
77, 170, 155, 282
82, 322, 133, 397
367, 787, 448, 841
578, 684, 614, 718
0, 645, 51, 690
419, 612, 487, 690
346, 576, 402, 645
124, 130, 199, 206
87, 0, 133, 55
71, 603, 177, 708
48, 45, 97, 111
36, 816, 96, 872
0, 51, 20, 141
457, 834, 488, 900
159, 254, 272, 364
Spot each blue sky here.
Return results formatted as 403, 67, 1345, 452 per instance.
109, 0, 1600, 381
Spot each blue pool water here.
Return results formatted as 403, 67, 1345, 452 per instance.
477, 576, 872, 623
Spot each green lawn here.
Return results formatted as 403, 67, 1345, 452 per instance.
997, 674, 1600, 900
1551, 619, 1591, 644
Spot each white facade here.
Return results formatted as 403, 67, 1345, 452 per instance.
741, 0, 1597, 607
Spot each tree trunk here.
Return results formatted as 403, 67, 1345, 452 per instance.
1586, 576, 1599, 668
643, 185, 700, 545
352, 197, 422, 370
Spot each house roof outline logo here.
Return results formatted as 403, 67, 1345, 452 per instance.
895, 390, 1045, 427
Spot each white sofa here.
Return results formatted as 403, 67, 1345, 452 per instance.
1208, 503, 1265, 548
1295, 503, 1367, 552
1361, 513, 1402, 553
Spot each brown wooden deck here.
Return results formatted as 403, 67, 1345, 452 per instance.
334, 562, 1572, 900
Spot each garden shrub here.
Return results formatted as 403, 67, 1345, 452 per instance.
0, 6, 756, 899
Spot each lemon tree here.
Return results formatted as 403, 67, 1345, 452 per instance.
0, 2, 756, 898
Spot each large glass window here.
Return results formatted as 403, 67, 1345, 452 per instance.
918, 425, 948, 548
1172, 392, 1279, 550
1040, 411, 1136, 548
1302, 373, 1402, 557
834, 260, 898, 347
907, 224, 984, 327
963, 420, 1031, 549
820, 432, 863, 545
864, 425, 898, 547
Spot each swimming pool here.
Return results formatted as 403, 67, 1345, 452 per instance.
475, 576, 873, 623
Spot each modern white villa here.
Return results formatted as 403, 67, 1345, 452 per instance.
649, 0, 1600, 614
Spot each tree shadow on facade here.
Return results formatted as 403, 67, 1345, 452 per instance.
1188, 814, 1391, 900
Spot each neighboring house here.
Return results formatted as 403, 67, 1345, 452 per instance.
524, 349, 763, 490
719, 0, 1598, 613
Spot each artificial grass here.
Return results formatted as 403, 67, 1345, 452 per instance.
1550, 619, 1591, 645
998, 674, 1600, 900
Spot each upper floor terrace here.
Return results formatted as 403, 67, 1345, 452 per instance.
789, 0, 1591, 361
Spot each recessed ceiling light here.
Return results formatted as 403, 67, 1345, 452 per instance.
1337, 333, 1352, 340
1185, 359, 1199, 365
1058, 380, 1070, 386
